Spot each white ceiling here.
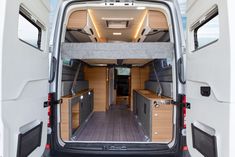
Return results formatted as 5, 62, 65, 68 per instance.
90, 9, 146, 42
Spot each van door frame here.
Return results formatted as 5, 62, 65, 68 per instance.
48, 0, 186, 156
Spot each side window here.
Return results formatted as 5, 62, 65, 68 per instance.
18, 7, 43, 50
192, 6, 219, 50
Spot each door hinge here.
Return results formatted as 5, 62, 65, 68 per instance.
44, 99, 62, 108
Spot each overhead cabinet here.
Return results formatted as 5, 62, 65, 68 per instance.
135, 10, 169, 42
66, 10, 99, 42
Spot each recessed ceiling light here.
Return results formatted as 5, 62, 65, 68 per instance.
136, 6, 146, 10
88, 9, 101, 38
113, 32, 122, 36
134, 10, 148, 39
108, 21, 128, 29
101, 17, 134, 21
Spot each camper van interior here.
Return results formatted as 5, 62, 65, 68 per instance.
59, 6, 176, 144
2, 0, 233, 156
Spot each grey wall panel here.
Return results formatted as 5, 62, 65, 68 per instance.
149, 69, 172, 82
149, 59, 172, 82
62, 64, 84, 81
145, 81, 173, 98
61, 81, 89, 96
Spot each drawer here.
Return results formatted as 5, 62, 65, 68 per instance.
152, 110, 173, 122
151, 104, 173, 143
152, 126, 173, 142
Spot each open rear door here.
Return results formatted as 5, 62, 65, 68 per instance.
186, 0, 235, 157
0, 0, 50, 156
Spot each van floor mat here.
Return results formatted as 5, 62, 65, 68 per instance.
72, 107, 146, 142
109, 104, 129, 110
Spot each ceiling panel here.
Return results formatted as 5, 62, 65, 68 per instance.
91, 9, 146, 42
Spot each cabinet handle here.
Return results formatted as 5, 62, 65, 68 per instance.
154, 101, 160, 108
155, 104, 160, 108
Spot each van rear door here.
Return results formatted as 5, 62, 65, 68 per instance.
186, 0, 234, 157
0, 0, 50, 156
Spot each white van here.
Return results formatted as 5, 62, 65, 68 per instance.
0, 0, 235, 157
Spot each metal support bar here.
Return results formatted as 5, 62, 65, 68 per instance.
152, 62, 163, 97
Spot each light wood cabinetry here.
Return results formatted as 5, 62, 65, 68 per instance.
130, 66, 149, 111
84, 66, 107, 112
133, 89, 173, 143
61, 89, 94, 141
67, 10, 87, 29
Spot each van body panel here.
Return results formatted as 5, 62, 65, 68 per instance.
227, 0, 235, 156
0, 0, 6, 156
186, 0, 234, 156
0, 0, 50, 156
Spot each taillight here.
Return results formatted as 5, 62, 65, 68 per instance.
181, 95, 188, 152
183, 107, 186, 128
48, 106, 51, 116
47, 119, 51, 127
45, 143, 51, 150
47, 93, 53, 106
182, 95, 187, 128
43, 143, 51, 156
47, 93, 53, 128
182, 94, 187, 104
182, 146, 188, 151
